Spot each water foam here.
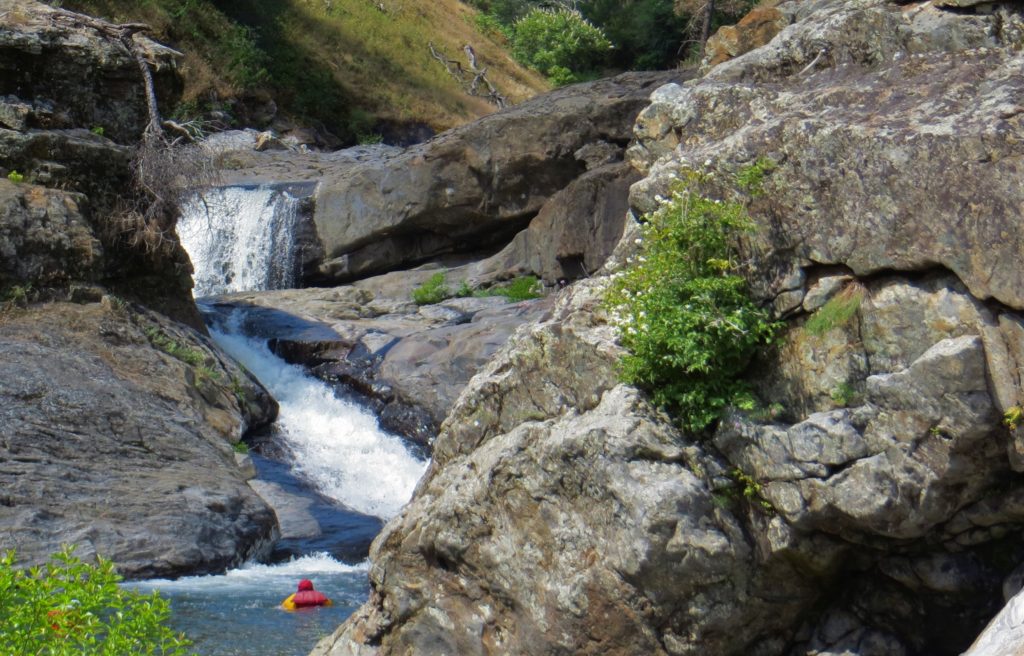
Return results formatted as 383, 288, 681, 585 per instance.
132, 553, 366, 593
211, 323, 427, 520
178, 186, 302, 297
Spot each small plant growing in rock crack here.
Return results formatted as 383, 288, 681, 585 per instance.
480, 275, 543, 302
230, 375, 249, 403
0, 546, 193, 655
6, 170, 24, 183
604, 168, 779, 433
90, 126, 105, 137
1005, 406, 1023, 431
736, 157, 776, 197
2, 282, 34, 310
713, 468, 774, 513
232, 441, 249, 454
830, 381, 860, 407
804, 283, 866, 336
144, 326, 220, 383
412, 271, 450, 305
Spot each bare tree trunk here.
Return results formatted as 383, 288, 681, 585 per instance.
701, 0, 716, 55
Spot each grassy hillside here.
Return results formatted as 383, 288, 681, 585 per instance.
52, 0, 550, 142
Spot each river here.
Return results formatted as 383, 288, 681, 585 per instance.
135, 186, 427, 655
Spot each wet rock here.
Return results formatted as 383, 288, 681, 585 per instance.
0, 301, 278, 578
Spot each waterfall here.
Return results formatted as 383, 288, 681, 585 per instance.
178, 186, 303, 297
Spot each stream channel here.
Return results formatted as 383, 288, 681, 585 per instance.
131, 185, 428, 655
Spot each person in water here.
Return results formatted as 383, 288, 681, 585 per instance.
281, 579, 332, 610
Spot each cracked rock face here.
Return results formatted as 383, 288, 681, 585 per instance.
313, 1, 1024, 655
0, 302, 278, 579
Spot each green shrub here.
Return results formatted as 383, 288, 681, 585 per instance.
804, 284, 865, 336
232, 441, 249, 454
511, 8, 610, 85
7, 170, 24, 183
482, 275, 542, 302
0, 547, 193, 655
605, 172, 778, 433
412, 271, 450, 305
90, 126, 106, 137
830, 381, 860, 407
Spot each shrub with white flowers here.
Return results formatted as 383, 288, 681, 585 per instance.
605, 168, 778, 433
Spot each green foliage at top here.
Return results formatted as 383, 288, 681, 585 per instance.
605, 171, 778, 433
580, 0, 687, 70
0, 546, 193, 655
511, 8, 610, 85
804, 284, 865, 336
412, 271, 450, 305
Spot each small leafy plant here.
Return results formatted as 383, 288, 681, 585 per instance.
90, 126, 105, 136
7, 169, 24, 183
2, 282, 34, 310
804, 283, 866, 336
145, 326, 220, 383
232, 441, 249, 454
412, 271, 450, 305
481, 275, 543, 302
605, 170, 779, 433
0, 546, 193, 655
1005, 406, 1023, 431
830, 381, 860, 407
736, 157, 776, 197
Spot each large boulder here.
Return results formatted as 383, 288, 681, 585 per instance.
314, 1, 1024, 654
0, 300, 278, 579
0, 0, 278, 579
0, 0, 182, 144
629, 0, 1024, 310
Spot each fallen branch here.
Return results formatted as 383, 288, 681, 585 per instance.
429, 42, 507, 109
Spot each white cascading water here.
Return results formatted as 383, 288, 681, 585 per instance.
211, 317, 427, 519
178, 186, 302, 297
161, 187, 428, 655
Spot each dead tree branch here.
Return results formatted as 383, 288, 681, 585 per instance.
429, 42, 507, 109
47, 7, 215, 257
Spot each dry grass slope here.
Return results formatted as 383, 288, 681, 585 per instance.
53, 0, 550, 137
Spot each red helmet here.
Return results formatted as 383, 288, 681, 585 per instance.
297, 579, 314, 592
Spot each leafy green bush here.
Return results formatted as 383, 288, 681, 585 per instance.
511, 8, 610, 85
7, 170, 24, 183
0, 547, 192, 655
412, 271, 450, 305
605, 172, 778, 433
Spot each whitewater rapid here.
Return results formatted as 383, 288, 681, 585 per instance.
211, 318, 426, 519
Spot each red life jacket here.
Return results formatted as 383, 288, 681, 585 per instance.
291, 589, 330, 608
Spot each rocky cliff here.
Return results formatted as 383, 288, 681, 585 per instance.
313, 1, 1024, 654
0, 0, 279, 578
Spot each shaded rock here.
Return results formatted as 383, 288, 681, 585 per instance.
0, 301, 278, 578
0, 180, 101, 286
0, 0, 182, 144
966, 587, 1024, 656
465, 162, 639, 285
